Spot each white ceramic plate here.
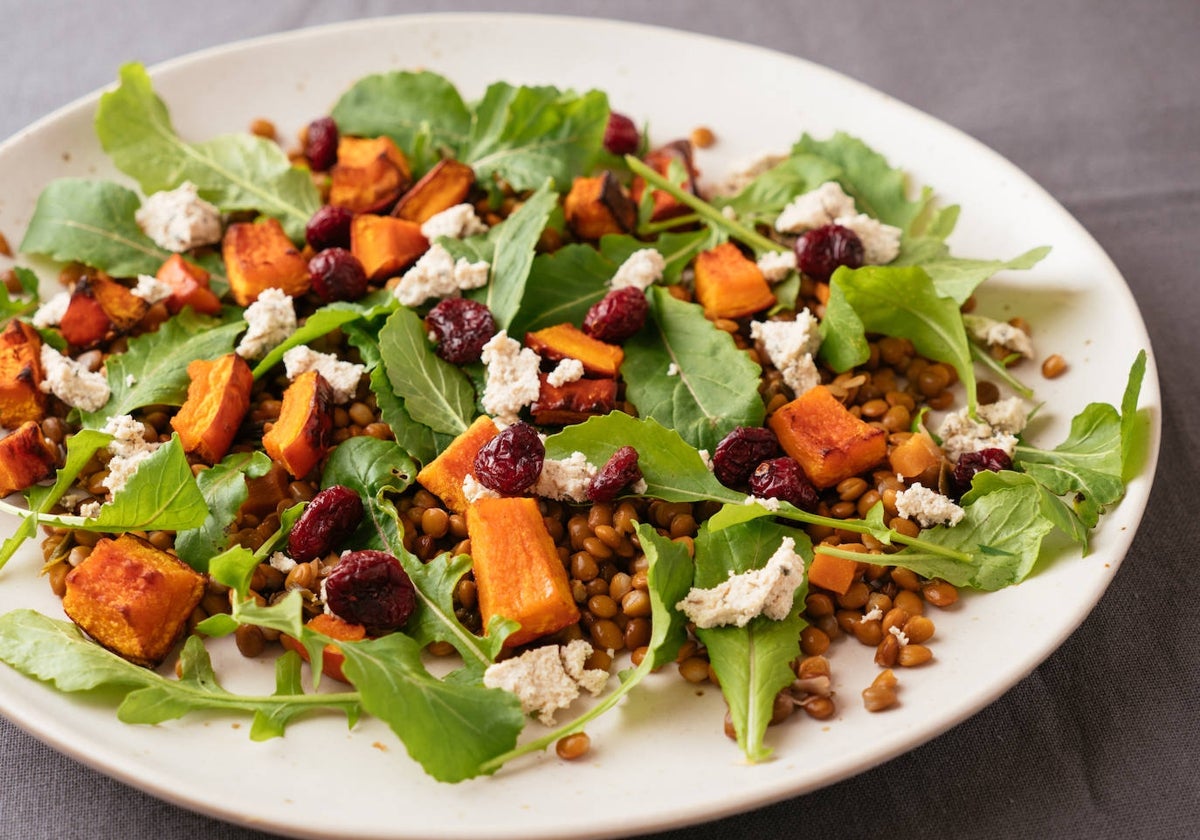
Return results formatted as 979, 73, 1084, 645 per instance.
0, 14, 1160, 840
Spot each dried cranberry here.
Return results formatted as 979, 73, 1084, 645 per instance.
603, 111, 640, 156
712, 426, 783, 488
306, 205, 354, 252
288, 485, 365, 563
587, 446, 643, 502
583, 287, 648, 343
324, 550, 416, 635
950, 447, 1013, 499
305, 117, 340, 172
425, 298, 497, 364
473, 422, 544, 495
793, 224, 865, 283
748, 457, 819, 512
308, 248, 368, 303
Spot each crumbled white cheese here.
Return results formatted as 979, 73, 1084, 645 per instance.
546, 357, 585, 388
610, 248, 664, 291
894, 483, 965, 528
756, 250, 797, 284
236, 288, 296, 360
392, 243, 490, 307
134, 181, 222, 252
862, 606, 884, 622
419, 203, 489, 241
132, 274, 173, 305
750, 310, 823, 396
834, 212, 902, 265
963, 314, 1035, 359
100, 414, 159, 496
482, 640, 610, 726
461, 474, 501, 504
889, 625, 910, 647
31, 291, 71, 329
630, 477, 648, 495
125, 374, 137, 388
698, 449, 713, 471
676, 536, 805, 628
711, 152, 788, 197
937, 407, 1020, 461
743, 494, 782, 511
77, 501, 102, 520
775, 181, 857, 233
282, 346, 365, 404
534, 452, 598, 503
977, 396, 1029, 435
666, 362, 679, 377
38, 345, 111, 411
268, 551, 297, 573
480, 331, 542, 425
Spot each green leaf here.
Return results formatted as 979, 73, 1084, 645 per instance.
893, 242, 1051, 304
377, 306, 475, 437
633, 524, 697, 668
95, 63, 320, 241
1120, 349, 1148, 476
205, 544, 263, 602
174, 451, 271, 570
1, 267, 41, 321
964, 470, 1089, 548
716, 153, 843, 226
471, 180, 557, 330
19, 179, 173, 277
320, 436, 416, 553
622, 286, 766, 451
251, 295, 395, 380
508, 244, 612, 337
83, 435, 207, 533
816, 277, 870, 371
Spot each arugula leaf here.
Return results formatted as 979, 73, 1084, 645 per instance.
622, 286, 766, 451
0, 268, 39, 327
85, 435, 208, 533
965, 470, 1089, 547
320, 436, 416, 552
470, 180, 557, 330
1120, 350, 1148, 476
694, 519, 810, 762
95, 63, 320, 241
377, 306, 475, 437
174, 451, 271, 570
716, 153, 843, 227
893, 241, 1051, 304
251, 293, 395, 379
508, 244, 612, 337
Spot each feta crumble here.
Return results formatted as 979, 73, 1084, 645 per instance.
833, 212, 902, 265
100, 414, 160, 496
31, 291, 70, 329
546, 357, 585, 388
756, 250, 797, 284
963, 314, 1035, 359
894, 483, 965, 528
610, 248, 664, 291
698, 449, 713, 471
134, 181, 222, 252
676, 536, 805, 628
889, 625, 910, 647
862, 606, 884, 622
534, 452, 598, 503
419, 204, 489, 241
132, 274, 172, 305
775, 181, 857, 233
937, 405, 1022, 461
268, 552, 297, 573
482, 640, 610, 726
462, 474, 500, 504
392, 243, 490, 307
750, 309, 823, 396
743, 494, 782, 511
236, 288, 296, 360
666, 362, 679, 377
977, 396, 1029, 435
282, 346, 365, 404
480, 331, 542, 425
38, 345, 111, 411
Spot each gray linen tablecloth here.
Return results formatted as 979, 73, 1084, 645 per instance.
1, 1, 1196, 838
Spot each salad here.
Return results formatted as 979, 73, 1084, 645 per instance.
0, 62, 1145, 784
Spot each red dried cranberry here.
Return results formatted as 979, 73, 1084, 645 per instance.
583, 287, 648, 343
748, 457, 819, 512
305, 117, 340, 172
324, 550, 416, 635
425, 298, 497, 364
308, 248, 368, 303
473, 422, 544, 495
306, 205, 354, 252
793, 224, 865, 283
603, 111, 640, 156
950, 447, 1013, 499
713, 426, 783, 488
587, 446, 643, 502
288, 485, 365, 563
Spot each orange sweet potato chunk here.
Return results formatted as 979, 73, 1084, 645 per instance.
807, 551, 860, 596
155, 253, 222, 315
350, 214, 429, 282
416, 415, 499, 513
222, 217, 311, 307
62, 534, 207, 667
59, 274, 148, 349
564, 171, 636, 240
525, 323, 623, 378
769, 385, 887, 489
170, 353, 253, 464
263, 370, 335, 479
467, 496, 580, 648
0, 320, 46, 427
280, 613, 366, 684
693, 242, 776, 320
330, 136, 412, 213
0, 420, 58, 497
391, 159, 476, 224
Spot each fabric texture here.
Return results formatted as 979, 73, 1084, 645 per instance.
1, 1, 1197, 838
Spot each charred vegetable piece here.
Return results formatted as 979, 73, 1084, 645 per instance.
59, 274, 148, 349
631, 140, 700, 222
329, 135, 412, 214
222, 217, 311, 307
530, 375, 617, 426
0, 320, 46, 427
155, 254, 222, 316
391, 159, 476, 224
0, 420, 58, 496
263, 370, 335, 479
693, 242, 776, 320
768, 385, 887, 489
350, 214, 429, 282
525, 323, 623, 378
415, 415, 499, 513
564, 171, 636, 240
170, 353, 254, 464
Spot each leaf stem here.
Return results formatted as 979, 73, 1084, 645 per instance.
969, 342, 1034, 398
639, 213, 701, 236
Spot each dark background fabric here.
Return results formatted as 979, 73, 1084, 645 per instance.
1, 2, 1197, 838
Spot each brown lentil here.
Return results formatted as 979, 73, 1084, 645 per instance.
852, 618, 884, 647
862, 669, 899, 712
903, 615, 936, 644
1042, 353, 1068, 378
922, 579, 959, 608
556, 732, 591, 760
796, 655, 830, 680
770, 692, 795, 725
678, 656, 711, 683
690, 126, 716, 148
590, 619, 624, 651
898, 644, 933, 667
249, 118, 277, 139
894, 589, 924, 616
799, 625, 830, 656
801, 696, 836, 720
874, 633, 900, 667
235, 624, 266, 658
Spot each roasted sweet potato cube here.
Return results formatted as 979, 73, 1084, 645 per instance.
350, 214, 429, 282
525, 323, 623, 377
171, 353, 254, 464
808, 551, 861, 596
768, 385, 887, 488
693, 242, 776, 319
531, 375, 618, 425
564, 171, 636, 240
0, 421, 58, 497
330, 136, 413, 214
391, 159, 476, 224
62, 534, 207, 667
263, 370, 335, 479
223, 217, 311, 307
155, 253, 222, 315
631, 140, 700, 223
59, 274, 148, 349
416, 415, 499, 513
0, 320, 46, 427
280, 613, 366, 684
467, 496, 580, 648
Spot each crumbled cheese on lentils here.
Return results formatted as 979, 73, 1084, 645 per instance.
889, 625, 910, 646
100, 414, 159, 496
418, 203, 489, 241
977, 396, 1029, 435
392, 243, 489, 307
533, 452, 598, 503
546, 357, 585, 388
610, 248, 664, 291
281, 346, 365, 404
31, 291, 70, 329
833, 212, 902, 265
482, 640, 610, 726
461, 474, 500, 504
676, 536, 805, 628
750, 309, 823, 396
38, 345, 111, 411
963, 314, 1035, 359
236, 288, 296, 360
131, 274, 172, 305
134, 181, 222, 253
937, 399, 1027, 461
774, 181, 857, 233
268, 552, 297, 573
756, 250, 797, 284
479, 331, 542, 425
862, 605, 884, 622
894, 483, 965, 528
